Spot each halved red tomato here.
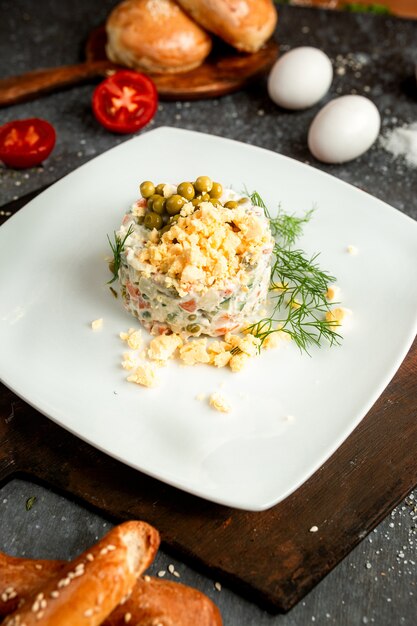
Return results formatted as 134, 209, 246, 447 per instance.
0, 118, 56, 169
92, 70, 158, 134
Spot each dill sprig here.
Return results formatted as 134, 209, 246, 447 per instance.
107, 224, 133, 284
247, 191, 342, 354
250, 190, 314, 248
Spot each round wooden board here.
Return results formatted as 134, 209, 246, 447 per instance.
86, 26, 279, 100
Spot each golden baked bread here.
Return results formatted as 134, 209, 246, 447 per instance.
106, 0, 212, 74
176, 0, 277, 52
2, 521, 160, 626
0, 547, 222, 626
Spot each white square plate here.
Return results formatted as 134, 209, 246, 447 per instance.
1, 127, 417, 511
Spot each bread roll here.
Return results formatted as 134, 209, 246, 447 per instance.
176, 0, 277, 52
0, 551, 222, 626
2, 521, 159, 626
106, 0, 212, 74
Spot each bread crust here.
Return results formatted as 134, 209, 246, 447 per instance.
2, 521, 160, 626
176, 0, 277, 52
105, 577, 222, 626
106, 0, 212, 73
0, 550, 222, 626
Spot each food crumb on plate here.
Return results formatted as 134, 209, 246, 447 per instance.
347, 244, 358, 255
120, 328, 143, 350
148, 334, 183, 362
229, 352, 249, 372
325, 307, 351, 327
91, 318, 103, 330
325, 285, 340, 301
121, 352, 138, 371
126, 363, 159, 388
209, 393, 231, 413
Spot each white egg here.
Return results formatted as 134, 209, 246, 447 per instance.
267, 46, 333, 110
308, 95, 381, 164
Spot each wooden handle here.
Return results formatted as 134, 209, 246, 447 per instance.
0, 61, 115, 107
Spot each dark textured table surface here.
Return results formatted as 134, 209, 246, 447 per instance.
0, 1, 416, 625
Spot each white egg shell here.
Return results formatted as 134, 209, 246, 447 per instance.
267, 47, 333, 110
308, 95, 381, 164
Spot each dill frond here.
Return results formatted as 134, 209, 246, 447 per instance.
247, 191, 342, 354
107, 224, 133, 284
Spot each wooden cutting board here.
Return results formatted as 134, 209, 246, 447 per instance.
0, 195, 416, 613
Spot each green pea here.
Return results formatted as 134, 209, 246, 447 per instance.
209, 182, 223, 198
152, 195, 166, 214
188, 314, 197, 321
177, 182, 195, 201
140, 181, 155, 198
144, 211, 163, 230
192, 197, 201, 207
209, 198, 220, 206
170, 214, 180, 223
166, 194, 185, 215
224, 200, 238, 209
147, 194, 161, 211
194, 176, 213, 193
155, 183, 165, 195
186, 323, 201, 334
160, 225, 171, 235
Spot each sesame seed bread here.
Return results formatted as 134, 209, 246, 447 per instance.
0, 531, 222, 626
175, 0, 278, 53
105, 577, 223, 626
2, 521, 160, 626
106, 0, 212, 74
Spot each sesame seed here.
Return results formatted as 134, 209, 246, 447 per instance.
214, 582, 222, 592
143, 575, 151, 582
31, 601, 40, 612
50, 591, 59, 599
124, 613, 132, 623
168, 564, 175, 574
8, 591, 17, 599
35, 564, 43, 570
100, 548, 108, 555
36, 611, 44, 620
40, 600, 47, 610
1, 593, 8, 602
5, 587, 15, 594
310, 526, 319, 533
157, 570, 166, 577
86, 553, 94, 561
106, 544, 116, 551
173, 571, 180, 578
84, 609, 94, 617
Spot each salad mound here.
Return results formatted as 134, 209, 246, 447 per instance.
114, 176, 274, 338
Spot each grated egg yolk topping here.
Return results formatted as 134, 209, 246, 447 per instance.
137, 202, 272, 296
